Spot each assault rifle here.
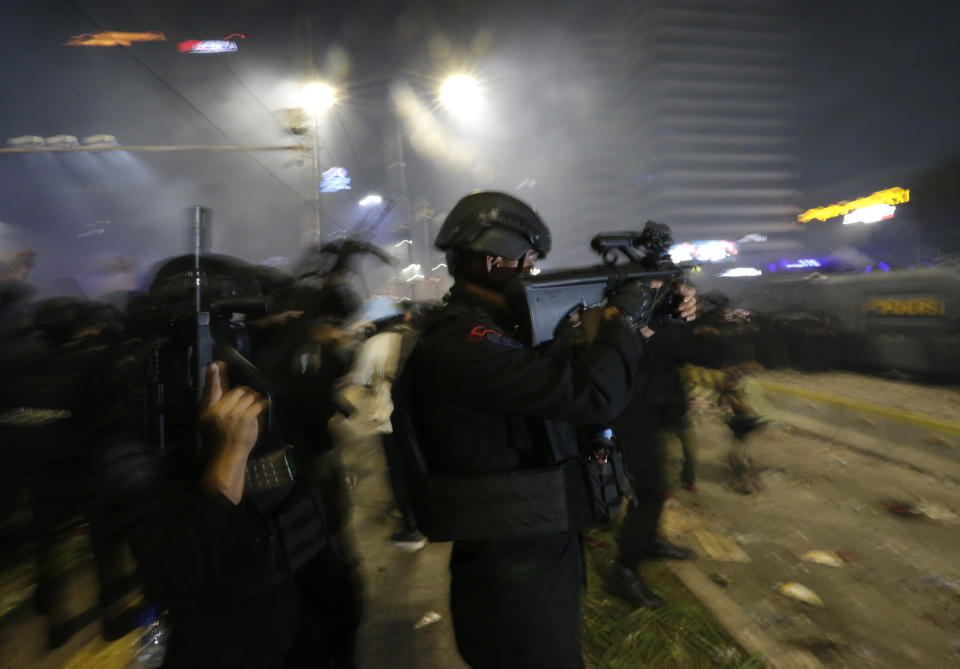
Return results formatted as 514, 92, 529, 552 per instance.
507, 222, 685, 346
141, 206, 278, 454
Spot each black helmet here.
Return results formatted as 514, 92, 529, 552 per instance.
436, 191, 551, 260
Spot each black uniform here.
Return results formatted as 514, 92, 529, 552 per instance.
613, 344, 682, 568
407, 285, 644, 668
99, 325, 361, 668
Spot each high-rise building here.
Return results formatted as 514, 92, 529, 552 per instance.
565, 0, 801, 254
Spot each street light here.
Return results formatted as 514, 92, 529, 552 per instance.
300, 82, 336, 243
439, 75, 481, 118
301, 82, 336, 114
359, 194, 383, 206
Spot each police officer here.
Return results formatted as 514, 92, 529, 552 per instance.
399, 191, 696, 668
99, 255, 361, 668
605, 332, 698, 610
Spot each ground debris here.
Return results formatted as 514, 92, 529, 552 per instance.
693, 528, 751, 563
414, 611, 442, 629
779, 582, 824, 606
709, 572, 734, 587
883, 500, 922, 517
801, 550, 844, 568
923, 574, 960, 599
833, 549, 859, 563
916, 501, 959, 524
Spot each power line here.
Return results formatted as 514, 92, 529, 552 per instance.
67, 0, 305, 200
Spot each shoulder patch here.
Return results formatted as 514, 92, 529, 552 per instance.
466, 324, 523, 349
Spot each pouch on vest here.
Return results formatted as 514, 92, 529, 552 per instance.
425, 460, 590, 541
581, 427, 635, 522
271, 485, 328, 573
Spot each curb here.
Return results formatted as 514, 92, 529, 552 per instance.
667, 562, 824, 669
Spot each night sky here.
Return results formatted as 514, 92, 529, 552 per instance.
1, 0, 958, 289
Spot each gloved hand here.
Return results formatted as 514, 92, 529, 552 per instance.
606, 280, 654, 327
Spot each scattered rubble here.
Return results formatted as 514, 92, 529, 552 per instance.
414, 611, 442, 629
779, 582, 824, 606
801, 550, 845, 568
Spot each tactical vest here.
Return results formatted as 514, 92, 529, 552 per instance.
390, 341, 634, 543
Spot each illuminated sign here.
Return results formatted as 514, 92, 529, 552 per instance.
177, 34, 244, 54
320, 167, 351, 193
669, 240, 737, 264
64, 31, 166, 47
798, 187, 909, 223
861, 297, 945, 316
783, 258, 821, 269
843, 204, 896, 225
178, 40, 237, 53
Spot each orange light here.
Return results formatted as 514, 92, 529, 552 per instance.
64, 31, 167, 47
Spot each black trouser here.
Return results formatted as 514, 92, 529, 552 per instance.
450, 534, 585, 669
615, 410, 668, 570
285, 536, 363, 669
380, 433, 417, 532
162, 538, 363, 669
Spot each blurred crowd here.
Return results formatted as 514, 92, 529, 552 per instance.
0, 241, 422, 664
0, 237, 851, 666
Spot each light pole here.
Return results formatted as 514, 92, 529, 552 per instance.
384, 73, 484, 291
300, 82, 336, 244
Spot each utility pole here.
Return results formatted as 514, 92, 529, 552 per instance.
387, 121, 413, 296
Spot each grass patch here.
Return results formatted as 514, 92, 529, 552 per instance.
581, 526, 765, 669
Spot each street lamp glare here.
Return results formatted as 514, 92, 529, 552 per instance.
439, 75, 481, 115
301, 82, 336, 113
359, 194, 383, 206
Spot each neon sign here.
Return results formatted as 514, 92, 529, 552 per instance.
64, 31, 166, 47
842, 204, 896, 225
177, 34, 244, 54
798, 187, 909, 223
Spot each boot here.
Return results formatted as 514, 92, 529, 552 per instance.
603, 563, 666, 609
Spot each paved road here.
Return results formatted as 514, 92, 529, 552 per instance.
5, 373, 960, 668
659, 405, 960, 668
332, 393, 469, 669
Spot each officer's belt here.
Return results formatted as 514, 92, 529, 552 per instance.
423, 458, 594, 542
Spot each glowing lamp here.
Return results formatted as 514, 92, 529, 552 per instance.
439, 75, 482, 117
718, 267, 762, 277
301, 82, 336, 114
6, 136, 45, 148
44, 135, 78, 148
82, 134, 118, 147
319, 167, 351, 193
842, 204, 896, 224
